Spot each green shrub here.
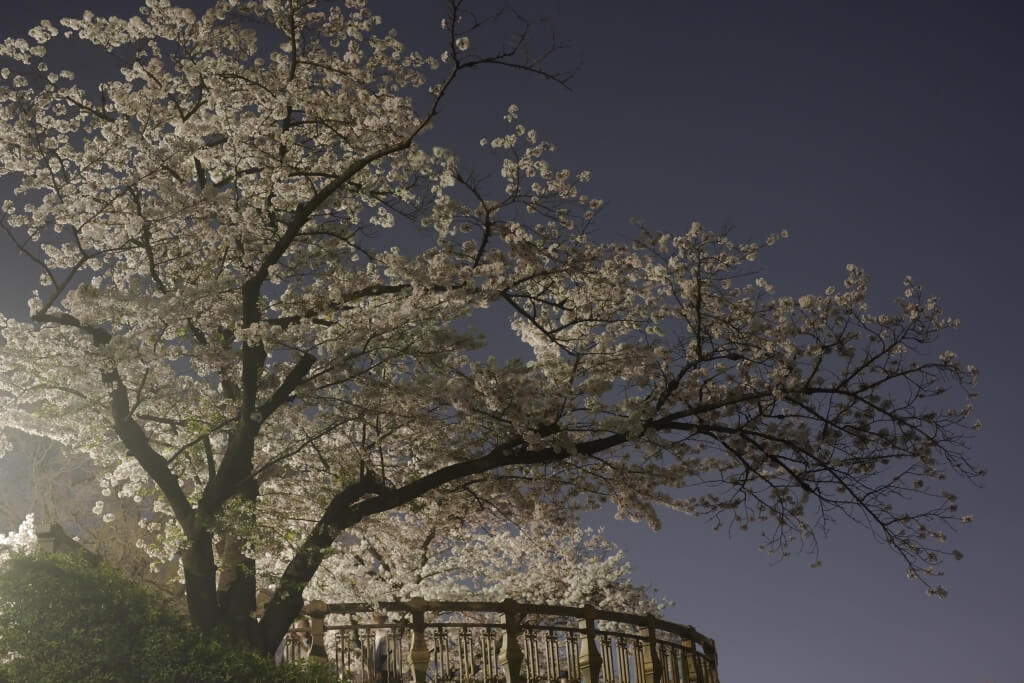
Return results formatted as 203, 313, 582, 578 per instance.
0, 552, 335, 682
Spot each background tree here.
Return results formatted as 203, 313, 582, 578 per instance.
0, 431, 184, 606
301, 503, 665, 613
0, 0, 979, 654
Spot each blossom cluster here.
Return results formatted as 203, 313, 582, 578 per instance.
0, 514, 35, 563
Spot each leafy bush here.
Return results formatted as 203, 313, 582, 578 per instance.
0, 552, 335, 682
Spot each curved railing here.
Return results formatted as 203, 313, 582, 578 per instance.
279, 598, 719, 683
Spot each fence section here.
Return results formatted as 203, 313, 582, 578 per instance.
284, 598, 718, 683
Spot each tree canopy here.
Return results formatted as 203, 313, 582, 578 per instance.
0, 0, 980, 654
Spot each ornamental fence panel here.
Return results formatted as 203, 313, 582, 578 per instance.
278, 599, 718, 683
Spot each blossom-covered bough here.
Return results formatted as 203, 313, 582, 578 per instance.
0, 0, 980, 655
304, 505, 665, 615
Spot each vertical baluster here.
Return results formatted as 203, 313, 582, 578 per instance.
615, 636, 629, 683
640, 617, 662, 683
660, 645, 676, 683
433, 626, 446, 682
495, 626, 506, 682
681, 640, 696, 683
354, 624, 365, 680
336, 625, 345, 672
483, 626, 491, 679
394, 623, 406, 681
337, 625, 346, 671
632, 638, 645, 683
342, 624, 357, 679
544, 628, 558, 683
364, 626, 375, 682
459, 626, 473, 683
656, 642, 667, 683
539, 628, 548, 681
600, 634, 614, 682
474, 627, 480, 681
524, 627, 538, 682
483, 627, 495, 682
693, 652, 706, 683
566, 631, 580, 682
477, 628, 486, 681
702, 641, 718, 683
444, 626, 455, 682
429, 626, 438, 683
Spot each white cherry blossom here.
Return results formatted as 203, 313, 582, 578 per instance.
0, 0, 980, 654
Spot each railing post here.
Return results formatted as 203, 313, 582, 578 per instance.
305, 599, 329, 660
641, 615, 662, 683
35, 525, 56, 554
703, 639, 718, 683
578, 605, 602, 683
500, 598, 525, 683
407, 597, 430, 683
33, 523, 100, 562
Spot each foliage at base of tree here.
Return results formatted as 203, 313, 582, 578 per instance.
0, 553, 335, 683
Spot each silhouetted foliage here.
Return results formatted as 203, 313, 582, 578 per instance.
0, 552, 335, 682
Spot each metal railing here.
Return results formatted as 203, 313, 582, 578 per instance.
281, 598, 719, 683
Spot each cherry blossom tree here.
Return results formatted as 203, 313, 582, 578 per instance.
0, 0, 980, 654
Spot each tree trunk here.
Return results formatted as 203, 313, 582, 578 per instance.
216, 534, 264, 651
181, 530, 219, 635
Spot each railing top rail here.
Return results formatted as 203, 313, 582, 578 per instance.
309, 598, 716, 658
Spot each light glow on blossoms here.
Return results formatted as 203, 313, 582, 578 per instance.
0, 0, 981, 652
0, 514, 36, 563
287, 505, 665, 614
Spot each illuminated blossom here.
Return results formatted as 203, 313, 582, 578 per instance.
0, 0, 980, 649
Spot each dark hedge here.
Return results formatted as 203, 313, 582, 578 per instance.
0, 552, 335, 682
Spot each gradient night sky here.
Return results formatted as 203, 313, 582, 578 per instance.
2, 2, 1021, 681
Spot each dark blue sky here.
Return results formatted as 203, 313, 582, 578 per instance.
2, 1, 1021, 681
